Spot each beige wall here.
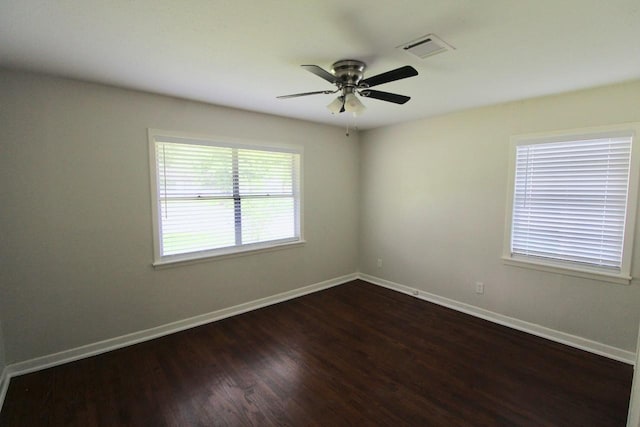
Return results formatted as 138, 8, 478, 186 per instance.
0, 70, 359, 363
359, 80, 640, 352
628, 326, 640, 426
0, 319, 5, 376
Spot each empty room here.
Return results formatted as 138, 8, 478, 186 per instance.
1, 0, 640, 425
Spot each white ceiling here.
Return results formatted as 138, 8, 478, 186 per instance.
1, 0, 639, 130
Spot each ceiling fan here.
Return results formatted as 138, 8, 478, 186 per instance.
277, 60, 418, 115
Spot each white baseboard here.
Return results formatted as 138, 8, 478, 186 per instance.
358, 273, 635, 365
0, 366, 8, 412
4, 273, 358, 381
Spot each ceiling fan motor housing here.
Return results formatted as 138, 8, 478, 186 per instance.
331, 60, 366, 87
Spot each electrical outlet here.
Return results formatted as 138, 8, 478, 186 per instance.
377, 258, 383, 268
475, 282, 484, 294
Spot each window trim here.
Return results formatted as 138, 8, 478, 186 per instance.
502, 123, 640, 285
148, 129, 304, 267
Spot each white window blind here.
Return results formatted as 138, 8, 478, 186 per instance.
153, 137, 301, 260
511, 135, 632, 272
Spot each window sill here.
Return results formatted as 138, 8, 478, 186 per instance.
501, 256, 632, 285
153, 239, 306, 269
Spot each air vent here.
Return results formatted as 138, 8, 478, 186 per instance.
398, 34, 454, 59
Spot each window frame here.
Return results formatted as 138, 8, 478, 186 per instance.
148, 129, 304, 267
502, 123, 640, 285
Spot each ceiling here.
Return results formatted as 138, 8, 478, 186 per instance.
1, 0, 639, 130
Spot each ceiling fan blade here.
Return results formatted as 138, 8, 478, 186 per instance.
301, 65, 337, 84
277, 90, 335, 99
360, 90, 411, 104
360, 65, 418, 88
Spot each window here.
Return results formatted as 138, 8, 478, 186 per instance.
148, 130, 303, 265
503, 125, 640, 284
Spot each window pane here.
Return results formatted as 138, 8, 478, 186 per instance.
158, 142, 233, 198
241, 197, 295, 244
160, 198, 235, 255
238, 149, 295, 196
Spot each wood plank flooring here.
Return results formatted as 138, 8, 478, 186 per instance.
0, 280, 633, 426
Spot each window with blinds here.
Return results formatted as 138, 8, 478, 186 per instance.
507, 130, 637, 278
149, 132, 302, 264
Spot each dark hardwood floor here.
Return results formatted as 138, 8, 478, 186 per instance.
0, 280, 633, 426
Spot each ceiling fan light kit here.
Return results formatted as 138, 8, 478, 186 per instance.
278, 59, 418, 116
